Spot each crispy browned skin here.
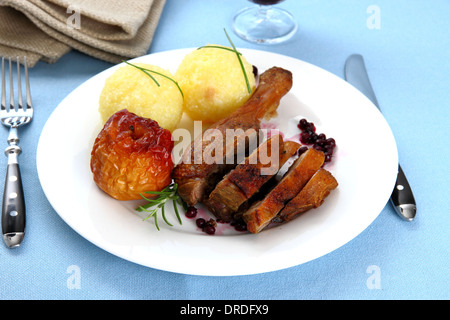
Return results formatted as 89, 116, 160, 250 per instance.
210, 138, 300, 210
277, 169, 338, 221
204, 135, 284, 221
206, 137, 300, 221
209, 135, 284, 211
174, 129, 258, 206
230, 139, 301, 202
243, 148, 325, 233
172, 67, 293, 206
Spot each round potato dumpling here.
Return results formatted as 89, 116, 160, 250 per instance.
175, 45, 256, 123
99, 63, 183, 132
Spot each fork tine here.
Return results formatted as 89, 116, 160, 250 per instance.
8, 58, 15, 111
1, 57, 5, 111
24, 57, 32, 110
17, 57, 23, 110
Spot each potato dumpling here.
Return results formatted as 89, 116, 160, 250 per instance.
99, 63, 183, 132
175, 45, 256, 123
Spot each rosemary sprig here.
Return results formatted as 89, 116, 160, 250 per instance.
122, 61, 184, 100
197, 29, 252, 94
136, 183, 184, 230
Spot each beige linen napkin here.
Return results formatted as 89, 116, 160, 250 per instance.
0, 0, 166, 67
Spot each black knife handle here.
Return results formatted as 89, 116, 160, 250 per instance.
390, 164, 416, 221
2, 162, 26, 247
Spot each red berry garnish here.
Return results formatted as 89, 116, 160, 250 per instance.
204, 225, 216, 235
297, 146, 309, 156
185, 206, 197, 218
300, 132, 311, 144
297, 118, 337, 163
234, 222, 247, 232
196, 218, 206, 228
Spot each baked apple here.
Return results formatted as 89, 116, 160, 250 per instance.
91, 109, 174, 200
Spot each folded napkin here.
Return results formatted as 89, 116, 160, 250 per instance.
0, 0, 166, 67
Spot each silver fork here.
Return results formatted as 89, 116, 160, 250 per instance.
0, 57, 33, 248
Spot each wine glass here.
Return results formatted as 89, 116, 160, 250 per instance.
232, 0, 297, 44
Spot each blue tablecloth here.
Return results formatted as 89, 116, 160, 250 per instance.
1, 0, 448, 300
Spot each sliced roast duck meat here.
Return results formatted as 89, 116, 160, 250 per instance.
206, 135, 300, 221
172, 67, 293, 206
276, 168, 338, 222
242, 148, 325, 233
174, 128, 259, 207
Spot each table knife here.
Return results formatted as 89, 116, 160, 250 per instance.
344, 54, 416, 221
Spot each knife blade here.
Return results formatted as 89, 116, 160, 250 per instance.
344, 54, 416, 221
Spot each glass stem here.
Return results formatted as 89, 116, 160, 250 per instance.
258, 5, 272, 18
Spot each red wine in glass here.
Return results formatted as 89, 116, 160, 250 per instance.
249, 0, 284, 5
233, 0, 297, 44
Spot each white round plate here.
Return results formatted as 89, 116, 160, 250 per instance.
37, 49, 398, 276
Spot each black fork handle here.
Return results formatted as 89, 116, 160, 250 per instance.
2, 146, 25, 248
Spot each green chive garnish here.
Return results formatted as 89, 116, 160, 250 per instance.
123, 61, 184, 100
198, 29, 252, 94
